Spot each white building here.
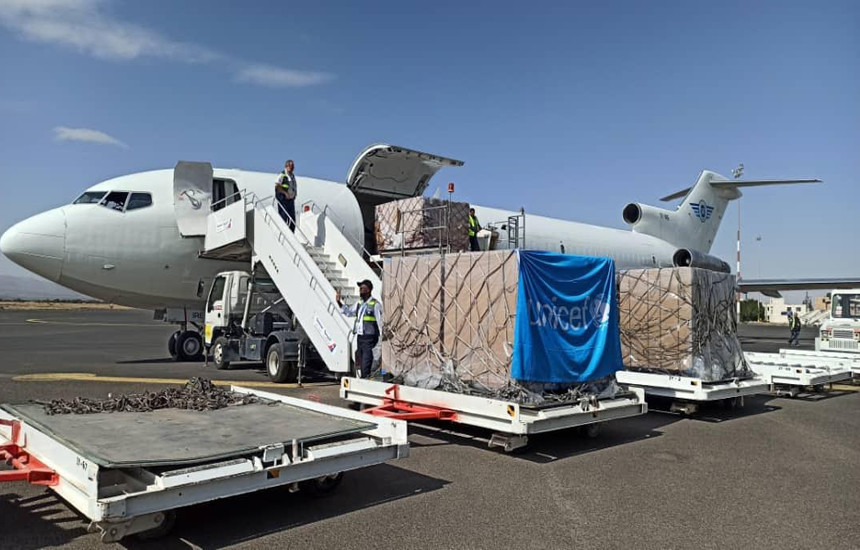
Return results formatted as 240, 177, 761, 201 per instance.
763, 298, 811, 324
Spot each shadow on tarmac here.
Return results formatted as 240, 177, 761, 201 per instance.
0, 491, 89, 550
2, 464, 447, 549
403, 410, 677, 464
122, 463, 447, 550
645, 394, 781, 423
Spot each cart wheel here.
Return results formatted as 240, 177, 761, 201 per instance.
134, 510, 176, 540
301, 472, 344, 496
168, 331, 180, 359
722, 397, 739, 410
176, 331, 204, 362
583, 423, 601, 439
211, 337, 231, 370
812, 384, 826, 393
266, 345, 298, 383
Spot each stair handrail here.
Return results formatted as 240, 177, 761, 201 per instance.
301, 199, 386, 272
246, 192, 354, 333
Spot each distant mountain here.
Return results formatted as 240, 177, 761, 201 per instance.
0, 274, 93, 301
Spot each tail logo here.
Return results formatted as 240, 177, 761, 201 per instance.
691, 199, 714, 222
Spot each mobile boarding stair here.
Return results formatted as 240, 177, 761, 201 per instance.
0, 388, 408, 542
201, 187, 382, 378
745, 349, 857, 397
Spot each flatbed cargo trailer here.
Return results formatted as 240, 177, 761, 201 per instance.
614, 370, 769, 414
339, 377, 647, 453
0, 387, 408, 543
755, 348, 860, 378
745, 351, 855, 396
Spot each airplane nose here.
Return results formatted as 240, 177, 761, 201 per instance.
0, 208, 66, 282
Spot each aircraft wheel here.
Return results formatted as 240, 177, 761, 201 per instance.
168, 331, 180, 360
176, 331, 204, 362
211, 337, 231, 370
266, 344, 298, 383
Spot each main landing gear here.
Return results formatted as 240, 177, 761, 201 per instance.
168, 328, 204, 362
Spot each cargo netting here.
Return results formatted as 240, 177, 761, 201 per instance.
618, 267, 751, 382
375, 197, 471, 253
381, 251, 620, 405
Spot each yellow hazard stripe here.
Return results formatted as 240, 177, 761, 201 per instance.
11, 372, 333, 389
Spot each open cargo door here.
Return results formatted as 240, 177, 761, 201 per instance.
174, 161, 213, 237
347, 144, 463, 200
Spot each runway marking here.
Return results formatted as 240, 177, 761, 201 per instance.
11, 372, 333, 389
26, 318, 164, 327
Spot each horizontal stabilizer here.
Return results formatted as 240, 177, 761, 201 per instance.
660, 178, 821, 202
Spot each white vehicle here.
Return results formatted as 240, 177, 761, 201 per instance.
0, 143, 821, 367
745, 350, 855, 397
817, 290, 860, 354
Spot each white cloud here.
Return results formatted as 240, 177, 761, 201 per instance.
235, 64, 335, 88
0, 0, 332, 86
53, 126, 128, 148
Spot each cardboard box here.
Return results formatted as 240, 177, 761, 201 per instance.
382, 250, 518, 391
618, 267, 748, 381
375, 197, 471, 253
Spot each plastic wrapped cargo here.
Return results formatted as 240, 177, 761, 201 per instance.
381, 250, 623, 403
375, 197, 471, 253
617, 267, 751, 381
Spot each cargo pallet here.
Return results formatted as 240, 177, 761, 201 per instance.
339, 377, 647, 453
0, 387, 408, 543
613, 370, 769, 415
745, 350, 856, 397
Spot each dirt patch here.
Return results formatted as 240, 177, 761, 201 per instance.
0, 301, 132, 311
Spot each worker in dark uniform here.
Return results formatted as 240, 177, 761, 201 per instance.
787, 310, 802, 347
336, 279, 382, 378
468, 208, 482, 251
275, 159, 297, 232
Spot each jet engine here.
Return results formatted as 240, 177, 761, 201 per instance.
672, 248, 731, 273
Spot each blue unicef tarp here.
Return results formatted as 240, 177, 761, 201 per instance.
510, 251, 622, 384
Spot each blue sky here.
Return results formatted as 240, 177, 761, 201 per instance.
1, 0, 858, 292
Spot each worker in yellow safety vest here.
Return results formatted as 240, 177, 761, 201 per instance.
275, 159, 297, 232
468, 208, 482, 251
336, 279, 383, 378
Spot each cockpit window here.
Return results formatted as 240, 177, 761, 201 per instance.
126, 193, 153, 211
73, 191, 107, 204
100, 191, 129, 212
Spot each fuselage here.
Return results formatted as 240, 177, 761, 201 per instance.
0, 168, 677, 311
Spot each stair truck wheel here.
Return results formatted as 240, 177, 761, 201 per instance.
211, 336, 231, 370
266, 343, 298, 383
176, 331, 204, 362
168, 330, 180, 360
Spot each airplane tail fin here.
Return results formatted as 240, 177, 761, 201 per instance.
624, 172, 820, 254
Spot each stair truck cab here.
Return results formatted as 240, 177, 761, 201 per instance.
204, 269, 314, 382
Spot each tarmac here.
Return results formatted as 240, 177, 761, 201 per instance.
0, 309, 858, 549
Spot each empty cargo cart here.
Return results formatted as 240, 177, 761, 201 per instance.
0, 387, 408, 543
745, 350, 855, 397
614, 370, 769, 414
340, 377, 647, 453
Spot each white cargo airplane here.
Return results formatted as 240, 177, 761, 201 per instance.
0, 144, 824, 360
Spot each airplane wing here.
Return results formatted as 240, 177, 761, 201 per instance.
739, 277, 860, 298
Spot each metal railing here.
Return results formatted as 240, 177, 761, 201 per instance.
244, 191, 353, 332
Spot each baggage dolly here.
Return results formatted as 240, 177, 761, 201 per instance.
745, 350, 855, 397
0, 387, 408, 543
340, 377, 647, 453
614, 370, 769, 415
